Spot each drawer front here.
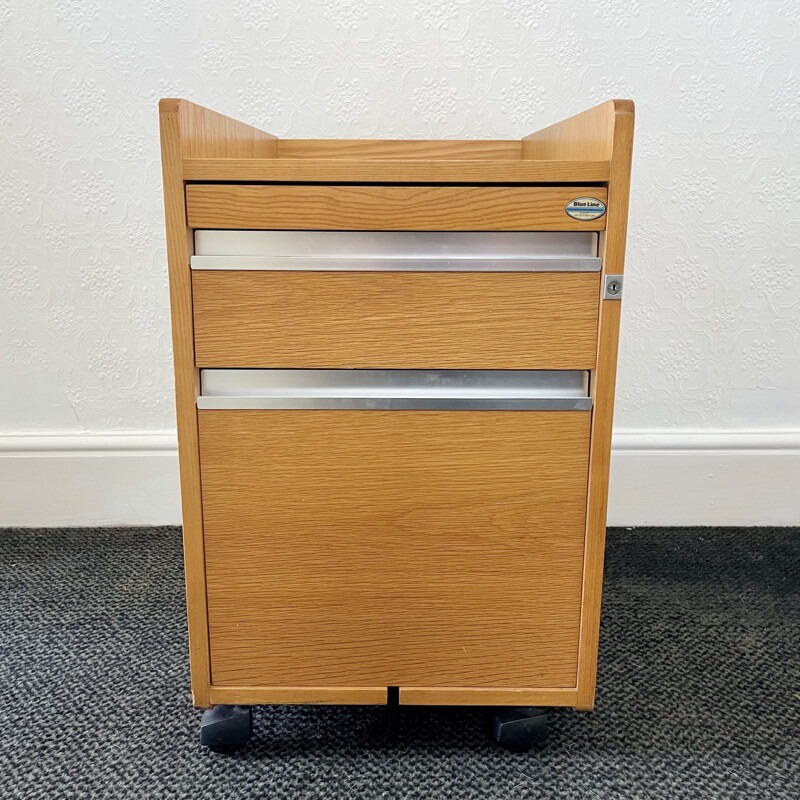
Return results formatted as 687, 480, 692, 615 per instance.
186, 184, 608, 231
199, 407, 590, 689
193, 271, 600, 369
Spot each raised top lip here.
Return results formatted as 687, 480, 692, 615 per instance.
160, 97, 632, 164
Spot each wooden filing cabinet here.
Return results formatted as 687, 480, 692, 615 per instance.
159, 98, 634, 751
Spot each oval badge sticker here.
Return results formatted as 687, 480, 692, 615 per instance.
565, 197, 606, 221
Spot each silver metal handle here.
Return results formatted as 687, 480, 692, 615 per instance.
197, 396, 592, 410
190, 256, 601, 272
191, 230, 601, 272
197, 369, 592, 411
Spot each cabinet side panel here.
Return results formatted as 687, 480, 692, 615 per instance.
159, 108, 211, 707
576, 101, 635, 710
160, 98, 278, 159
522, 100, 615, 161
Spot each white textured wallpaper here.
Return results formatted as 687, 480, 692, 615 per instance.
2, 0, 799, 438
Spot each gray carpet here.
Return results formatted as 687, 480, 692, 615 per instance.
0, 527, 797, 799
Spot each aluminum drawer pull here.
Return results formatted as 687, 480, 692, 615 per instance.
197, 370, 593, 411
191, 231, 601, 272
190, 256, 600, 272
197, 397, 592, 410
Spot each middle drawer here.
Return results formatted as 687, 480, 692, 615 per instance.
191, 231, 601, 370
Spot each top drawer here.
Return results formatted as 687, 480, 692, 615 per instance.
185, 184, 608, 231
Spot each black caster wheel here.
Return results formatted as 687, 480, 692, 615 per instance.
200, 705, 253, 753
491, 707, 548, 752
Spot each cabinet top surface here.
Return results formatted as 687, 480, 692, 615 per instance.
160, 98, 630, 183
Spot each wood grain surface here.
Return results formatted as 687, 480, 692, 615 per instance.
158, 102, 212, 707
159, 98, 277, 159
277, 139, 524, 159
198, 410, 590, 689
523, 99, 618, 161
182, 158, 610, 183
399, 687, 579, 706
576, 100, 635, 710
208, 685, 388, 705
192, 271, 600, 370
185, 184, 609, 231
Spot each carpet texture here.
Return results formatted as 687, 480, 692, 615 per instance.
0, 526, 797, 799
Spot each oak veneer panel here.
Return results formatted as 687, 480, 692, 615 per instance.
182, 158, 611, 183
277, 139, 524, 159
185, 184, 609, 231
192, 271, 600, 370
399, 687, 579, 706
576, 100, 635, 710
199, 409, 590, 688
160, 98, 277, 159
209, 686, 387, 705
158, 102, 212, 707
523, 99, 619, 162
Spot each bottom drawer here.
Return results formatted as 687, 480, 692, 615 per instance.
198, 372, 591, 690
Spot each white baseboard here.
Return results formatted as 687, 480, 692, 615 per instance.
1, 430, 798, 528
0, 433, 181, 528
608, 430, 800, 527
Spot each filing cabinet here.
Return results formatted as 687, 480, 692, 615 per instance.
159, 98, 634, 752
